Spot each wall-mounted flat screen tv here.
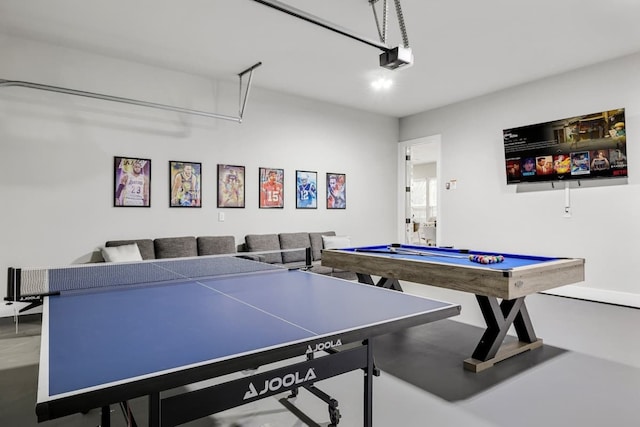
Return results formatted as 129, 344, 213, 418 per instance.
503, 108, 627, 184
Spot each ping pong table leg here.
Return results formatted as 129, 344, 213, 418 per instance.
363, 339, 373, 427
148, 393, 160, 427
100, 405, 110, 427
118, 401, 138, 427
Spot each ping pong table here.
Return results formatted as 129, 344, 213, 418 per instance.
9, 254, 460, 426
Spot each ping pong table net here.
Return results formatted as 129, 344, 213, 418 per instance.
7, 255, 284, 304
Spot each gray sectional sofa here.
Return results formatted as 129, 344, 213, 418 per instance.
103, 232, 356, 280
104, 235, 236, 260
242, 231, 356, 279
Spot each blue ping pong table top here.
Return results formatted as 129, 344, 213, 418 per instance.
38, 268, 458, 401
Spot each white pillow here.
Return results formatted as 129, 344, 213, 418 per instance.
322, 235, 351, 250
101, 243, 143, 263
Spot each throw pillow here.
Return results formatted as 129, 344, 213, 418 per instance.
322, 235, 351, 250
101, 243, 143, 263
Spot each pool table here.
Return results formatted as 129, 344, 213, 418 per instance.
321, 244, 585, 372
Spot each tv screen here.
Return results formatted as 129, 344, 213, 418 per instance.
503, 108, 627, 184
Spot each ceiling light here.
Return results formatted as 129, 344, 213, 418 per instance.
371, 78, 393, 90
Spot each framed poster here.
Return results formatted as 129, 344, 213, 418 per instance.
259, 167, 284, 208
295, 170, 317, 209
169, 161, 201, 207
217, 164, 245, 208
114, 156, 151, 207
326, 173, 346, 209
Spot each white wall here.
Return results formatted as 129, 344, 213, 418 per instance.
400, 53, 640, 308
0, 35, 399, 308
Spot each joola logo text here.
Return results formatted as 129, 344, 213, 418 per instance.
306, 339, 342, 354
243, 368, 317, 400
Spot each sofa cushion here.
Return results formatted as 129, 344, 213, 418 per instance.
197, 236, 236, 256
279, 233, 311, 264
309, 231, 335, 261
154, 236, 197, 259
105, 239, 155, 260
245, 234, 282, 264
101, 243, 143, 263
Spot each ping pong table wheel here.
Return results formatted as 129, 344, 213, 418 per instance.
328, 399, 341, 426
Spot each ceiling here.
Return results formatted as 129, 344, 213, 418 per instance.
2, 0, 640, 118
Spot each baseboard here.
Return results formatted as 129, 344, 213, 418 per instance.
542, 285, 640, 309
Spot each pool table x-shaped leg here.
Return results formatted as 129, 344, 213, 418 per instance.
354, 272, 543, 372
464, 295, 543, 372
355, 273, 403, 291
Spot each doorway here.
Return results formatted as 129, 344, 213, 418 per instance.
410, 161, 437, 245
397, 135, 441, 245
